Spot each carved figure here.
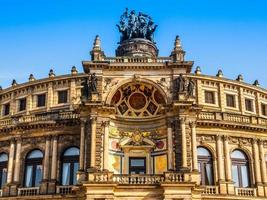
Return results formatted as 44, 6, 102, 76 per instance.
188, 79, 195, 97
175, 74, 185, 92
81, 77, 90, 100
90, 73, 98, 92
116, 8, 158, 42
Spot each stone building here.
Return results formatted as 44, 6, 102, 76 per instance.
0, 10, 267, 200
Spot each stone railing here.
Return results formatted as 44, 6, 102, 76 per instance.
18, 187, 39, 196
198, 111, 267, 128
202, 186, 218, 195
88, 172, 187, 185
0, 111, 80, 128
235, 187, 256, 197
56, 185, 73, 195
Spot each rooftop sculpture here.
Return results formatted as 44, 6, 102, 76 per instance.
117, 8, 158, 43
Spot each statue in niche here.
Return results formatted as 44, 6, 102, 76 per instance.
80, 73, 98, 102
174, 74, 195, 98
90, 73, 98, 92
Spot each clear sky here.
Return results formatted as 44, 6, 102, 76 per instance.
0, 0, 267, 89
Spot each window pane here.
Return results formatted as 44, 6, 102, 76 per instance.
226, 94, 235, 107
25, 165, 33, 187
205, 91, 215, 104
3, 104, 10, 116
62, 163, 71, 185
245, 99, 253, 112
37, 94, 46, 107
34, 165, 42, 187
1, 168, 7, 188
0, 154, 8, 162
73, 162, 79, 185
197, 147, 211, 157
262, 104, 267, 116
130, 159, 145, 167
205, 163, 213, 185
64, 147, 79, 156
58, 90, 68, 104
231, 150, 246, 159
241, 165, 249, 187
232, 165, 239, 187
27, 150, 43, 159
19, 98, 27, 111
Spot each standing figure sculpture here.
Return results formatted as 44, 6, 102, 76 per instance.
188, 79, 195, 97
128, 10, 138, 39
90, 73, 98, 92
175, 74, 185, 93
81, 77, 90, 101
146, 19, 158, 42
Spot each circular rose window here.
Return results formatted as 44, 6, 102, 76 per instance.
129, 93, 146, 110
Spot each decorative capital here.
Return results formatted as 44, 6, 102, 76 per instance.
189, 121, 196, 128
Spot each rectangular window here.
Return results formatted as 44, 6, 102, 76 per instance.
19, 98, 27, 111
261, 103, 267, 116
245, 98, 253, 112
3, 103, 10, 116
226, 94, 235, 108
37, 94, 46, 107
205, 91, 215, 104
58, 90, 68, 104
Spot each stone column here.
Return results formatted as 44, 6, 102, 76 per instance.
43, 136, 51, 181
79, 119, 86, 171
259, 141, 267, 184
216, 135, 225, 181
167, 120, 174, 170
90, 117, 97, 168
252, 139, 262, 184
50, 136, 58, 181
180, 118, 187, 168
7, 139, 15, 184
48, 135, 58, 194
223, 136, 231, 182
13, 138, 22, 183
190, 122, 198, 171
103, 121, 110, 170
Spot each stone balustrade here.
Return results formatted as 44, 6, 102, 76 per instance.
235, 187, 256, 197
198, 111, 267, 128
202, 186, 218, 195
0, 111, 80, 128
88, 172, 186, 185
56, 185, 73, 195
18, 187, 39, 196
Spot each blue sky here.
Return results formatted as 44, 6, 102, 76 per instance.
0, 0, 267, 89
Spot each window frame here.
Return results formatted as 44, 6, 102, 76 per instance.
0, 153, 8, 189
231, 150, 251, 188
226, 94, 236, 108
60, 147, 79, 186
18, 98, 27, 112
3, 103, 10, 116
261, 103, 267, 116
24, 150, 43, 188
129, 157, 146, 175
245, 98, 254, 112
204, 91, 215, 104
37, 94, 46, 108
57, 90, 68, 104
197, 147, 214, 186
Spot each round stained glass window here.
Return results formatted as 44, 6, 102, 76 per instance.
129, 93, 146, 110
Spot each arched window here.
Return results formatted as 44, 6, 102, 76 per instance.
197, 147, 214, 185
61, 147, 79, 185
24, 149, 43, 187
231, 150, 250, 188
0, 153, 8, 189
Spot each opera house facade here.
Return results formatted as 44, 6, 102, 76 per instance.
0, 10, 266, 200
